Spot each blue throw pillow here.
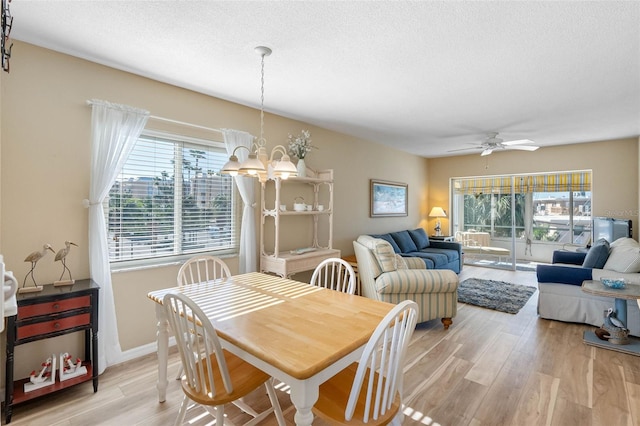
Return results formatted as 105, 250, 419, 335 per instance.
370, 234, 401, 253
582, 238, 611, 269
408, 228, 430, 249
390, 231, 418, 253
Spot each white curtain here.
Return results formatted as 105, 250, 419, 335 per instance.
85, 99, 150, 374
222, 129, 257, 273
524, 193, 534, 255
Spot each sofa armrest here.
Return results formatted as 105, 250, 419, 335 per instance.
428, 240, 462, 253
536, 264, 592, 286
375, 269, 458, 294
403, 256, 427, 269
552, 250, 587, 265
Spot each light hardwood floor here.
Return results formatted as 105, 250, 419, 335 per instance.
6, 266, 640, 425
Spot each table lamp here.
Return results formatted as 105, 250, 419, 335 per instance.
429, 207, 447, 236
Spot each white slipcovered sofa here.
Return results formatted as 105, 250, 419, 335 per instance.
537, 237, 640, 336
353, 235, 459, 328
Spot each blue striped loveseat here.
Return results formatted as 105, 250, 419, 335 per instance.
353, 235, 459, 328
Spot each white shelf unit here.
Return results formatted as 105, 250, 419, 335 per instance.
260, 168, 340, 277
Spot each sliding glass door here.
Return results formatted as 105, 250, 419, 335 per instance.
451, 177, 520, 270
451, 171, 592, 270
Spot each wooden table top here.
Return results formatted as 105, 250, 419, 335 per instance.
341, 254, 357, 264
582, 279, 640, 300
148, 272, 394, 380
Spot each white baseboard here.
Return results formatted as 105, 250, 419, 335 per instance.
119, 337, 177, 364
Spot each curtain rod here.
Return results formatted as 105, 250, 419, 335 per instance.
86, 100, 224, 135
148, 115, 224, 135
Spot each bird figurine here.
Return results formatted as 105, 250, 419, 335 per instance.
54, 241, 78, 286
22, 244, 55, 292
604, 307, 627, 329
603, 308, 630, 345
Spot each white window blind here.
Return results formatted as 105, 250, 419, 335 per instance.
106, 132, 238, 263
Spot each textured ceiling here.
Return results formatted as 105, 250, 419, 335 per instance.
9, 1, 640, 158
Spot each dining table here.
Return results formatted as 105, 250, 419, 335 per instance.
147, 271, 395, 426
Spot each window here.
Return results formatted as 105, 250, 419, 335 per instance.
106, 131, 239, 264
531, 191, 591, 244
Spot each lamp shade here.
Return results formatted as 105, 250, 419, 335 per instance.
220, 155, 241, 176
272, 155, 298, 179
268, 146, 298, 179
238, 153, 266, 175
429, 207, 447, 218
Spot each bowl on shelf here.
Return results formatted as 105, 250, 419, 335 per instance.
600, 278, 626, 289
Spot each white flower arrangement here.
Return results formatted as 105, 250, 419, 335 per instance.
287, 130, 316, 159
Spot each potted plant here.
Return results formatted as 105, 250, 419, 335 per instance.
287, 130, 315, 177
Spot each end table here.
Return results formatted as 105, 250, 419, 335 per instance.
581, 280, 640, 356
4, 279, 99, 423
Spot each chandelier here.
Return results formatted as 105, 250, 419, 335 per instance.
1, 0, 13, 73
221, 46, 297, 182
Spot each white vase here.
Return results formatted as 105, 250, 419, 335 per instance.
297, 158, 306, 178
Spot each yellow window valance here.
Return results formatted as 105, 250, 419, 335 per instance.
527, 172, 591, 192
454, 176, 515, 194
453, 171, 591, 194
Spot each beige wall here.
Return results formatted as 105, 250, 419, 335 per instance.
2, 42, 638, 376
0, 42, 428, 371
426, 138, 639, 240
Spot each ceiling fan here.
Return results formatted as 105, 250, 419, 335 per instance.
448, 132, 540, 156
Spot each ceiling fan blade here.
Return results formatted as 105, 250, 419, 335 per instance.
502, 139, 535, 146
505, 145, 539, 151
446, 131, 538, 156
446, 146, 482, 152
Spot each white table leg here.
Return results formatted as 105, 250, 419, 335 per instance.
289, 381, 318, 426
155, 303, 169, 402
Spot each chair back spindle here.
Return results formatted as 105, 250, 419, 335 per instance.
310, 258, 356, 294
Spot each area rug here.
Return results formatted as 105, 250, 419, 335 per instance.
457, 278, 537, 314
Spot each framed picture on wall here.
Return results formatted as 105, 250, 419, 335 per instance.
370, 179, 408, 217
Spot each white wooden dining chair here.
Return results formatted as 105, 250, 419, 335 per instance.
312, 300, 419, 425
175, 255, 231, 379
163, 292, 286, 426
310, 258, 356, 295
177, 255, 231, 286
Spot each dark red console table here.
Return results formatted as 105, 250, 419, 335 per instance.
3, 279, 99, 423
